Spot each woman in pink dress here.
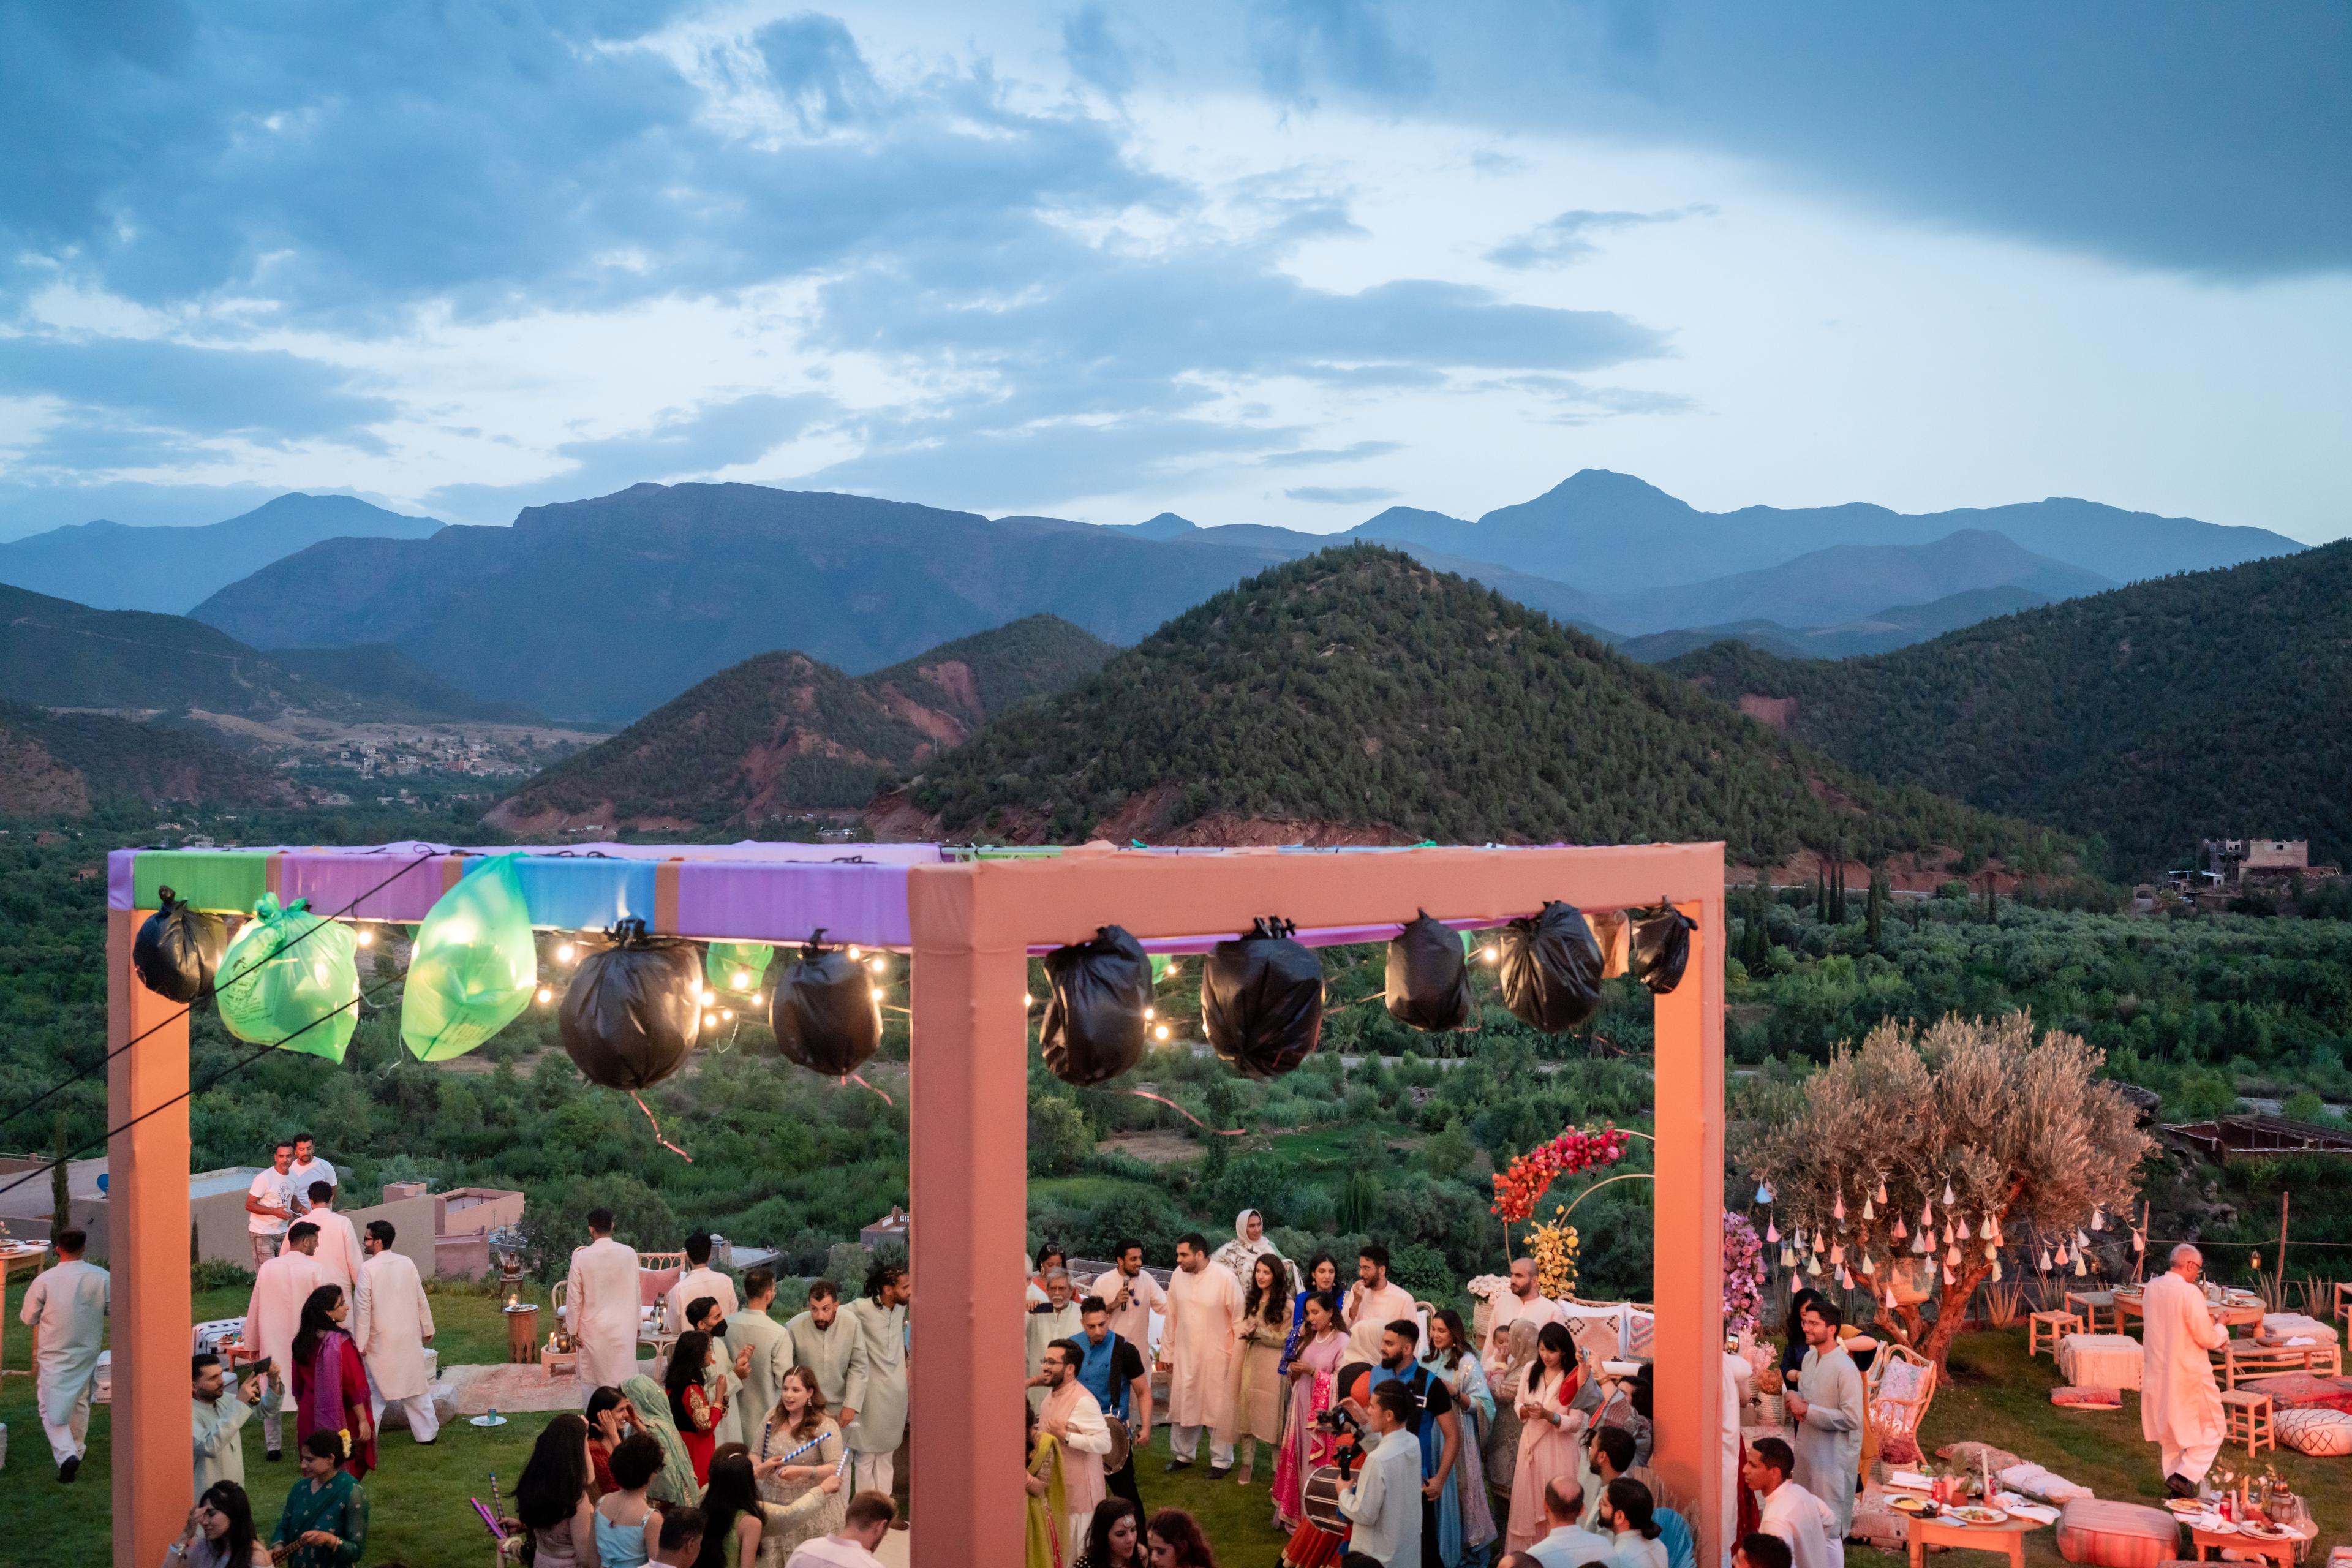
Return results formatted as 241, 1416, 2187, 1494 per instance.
1506, 1322, 1585, 1553
1270, 1291, 1348, 1532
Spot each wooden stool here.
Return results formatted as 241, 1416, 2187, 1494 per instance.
2030, 1310, 2082, 1360
503, 1303, 541, 1365
2220, 1389, 2274, 1456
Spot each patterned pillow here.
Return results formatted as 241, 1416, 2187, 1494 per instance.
2275, 1407, 2352, 1457
2242, 1372, 2352, 1412
2052, 1385, 2124, 1408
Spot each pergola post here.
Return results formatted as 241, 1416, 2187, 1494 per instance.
107, 907, 192, 1568
905, 865, 1031, 1558
1649, 896, 1728, 1567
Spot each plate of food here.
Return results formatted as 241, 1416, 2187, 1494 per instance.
2165, 1499, 2209, 1517
2236, 1520, 2291, 1541
1948, 1506, 2010, 1526
1888, 1497, 1936, 1516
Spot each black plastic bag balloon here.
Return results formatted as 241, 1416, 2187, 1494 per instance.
1497, 900, 1604, 1033
770, 929, 883, 1077
1202, 917, 1324, 1079
560, 919, 701, 1090
1040, 925, 1153, 1085
133, 886, 228, 1003
1385, 910, 1470, 1032
1630, 904, 1697, 995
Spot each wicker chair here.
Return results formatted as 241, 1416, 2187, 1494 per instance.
1861, 1344, 1938, 1477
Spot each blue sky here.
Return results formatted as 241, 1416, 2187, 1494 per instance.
1, 0, 2347, 541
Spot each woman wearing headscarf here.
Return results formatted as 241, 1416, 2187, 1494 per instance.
1212, 1210, 1298, 1297
1482, 1317, 1540, 1513
1423, 1307, 1499, 1561
621, 1372, 703, 1509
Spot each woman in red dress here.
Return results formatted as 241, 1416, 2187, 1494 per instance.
292, 1284, 375, 1479
664, 1331, 725, 1482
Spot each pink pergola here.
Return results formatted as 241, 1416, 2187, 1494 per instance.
104, 839, 1725, 1568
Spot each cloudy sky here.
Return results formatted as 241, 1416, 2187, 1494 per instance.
2, 1, 2347, 541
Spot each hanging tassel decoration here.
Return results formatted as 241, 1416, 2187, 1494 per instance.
1921, 1198, 1936, 1228
1892, 1216, 1908, 1241
1944, 1243, 1961, 1267
1958, 1216, 1973, 1241
2132, 1229, 2146, 1255
1861, 1195, 1876, 1221
1756, 1181, 1775, 1205
1833, 1191, 1847, 1224
2091, 1205, 2106, 1231
1942, 1262, 1956, 1286
1781, 1244, 1797, 1269
2075, 1227, 2092, 1250
2055, 1243, 2070, 1266
2073, 1253, 2089, 1278
1991, 1259, 2003, 1281
1942, 1179, 1956, 1206
1983, 1241, 1998, 1261
1830, 1243, 1845, 1266
1874, 1178, 1889, 1205
2038, 1247, 2052, 1271
1806, 1255, 1823, 1278
1766, 1218, 1781, 1243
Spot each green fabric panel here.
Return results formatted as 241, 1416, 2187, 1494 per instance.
132, 851, 270, 913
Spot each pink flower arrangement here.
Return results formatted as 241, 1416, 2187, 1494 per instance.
1490, 1125, 1632, 1224
1722, 1212, 1765, 1334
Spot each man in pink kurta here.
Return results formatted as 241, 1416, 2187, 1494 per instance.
1156, 1234, 1242, 1475
1035, 1339, 1112, 1564
245, 1223, 323, 1460
1344, 1243, 1419, 1365
2143, 1245, 2231, 1492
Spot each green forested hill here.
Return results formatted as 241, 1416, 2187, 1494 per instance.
492, 614, 1114, 830
910, 546, 2066, 869
1663, 541, 2352, 876
0, 702, 287, 815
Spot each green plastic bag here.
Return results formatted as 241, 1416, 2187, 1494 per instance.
402, 854, 538, 1062
216, 894, 361, 1063
706, 941, 773, 995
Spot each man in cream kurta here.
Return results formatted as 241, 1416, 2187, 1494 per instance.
2143, 1244, 2231, 1491
20, 1230, 108, 1478
565, 1208, 643, 1397
839, 1262, 911, 1498
1089, 1242, 1166, 1357
665, 1232, 738, 1332
717, 1268, 794, 1449
1025, 1269, 1082, 1412
1157, 1234, 1242, 1474
194, 1351, 260, 1494
1782, 1298, 1863, 1537
785, 1279, 858, 1406
286, 1181, 366, 1296
1034, 1339, 1113, 1564
244, 1222, 323, 1459
353, 1220, 439, 1443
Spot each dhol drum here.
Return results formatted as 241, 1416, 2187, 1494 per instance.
1302, 1464, 1351, 1534
1102, 1415, 1132, 1476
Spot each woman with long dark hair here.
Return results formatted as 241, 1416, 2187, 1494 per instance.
290, 1284, 373, 1478
1229, 1254, 1290, 1485
1505, 1322, 1585, 1552
752, 1365, 845, 1554
1276, 1254, 1341, 1375
1074, 1496, 1147, 1568
512, 1412, 598, 1567
1144, 1508, 1218, 1567
169, 1480, 271, 1567
1270, 1291, 1347, 1539
1423, 1306, 1499, 1558
665, 1332, 724, 1482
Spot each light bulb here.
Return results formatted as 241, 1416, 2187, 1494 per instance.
733, 970, 750, 989
720, 1009, 733, 1021
702, 1011, 717, 1027
1143, 1006, 1155, 1020
1155, 1023, 1171, 1041
698, 988, 716, 1005
867, 957, 885, 974
556, 941, 575, 962
848, 945, 862, 960
753, 992, 766, 1008
1022, 992, 1034, 1007
536, 986, 552, 1004
1480, 946, 1499, 962
355, 926, 374, 947
1164, 962, 1180, 977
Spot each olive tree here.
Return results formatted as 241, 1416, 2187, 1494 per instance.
1740, 1012, 2151, 1369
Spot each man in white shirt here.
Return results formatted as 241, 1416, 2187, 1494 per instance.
194, 1351, 262, 1494
287, 1180, 366, 1295
1339, 1382, 1425, 1567
665, 1232, 738, 1331
246, 1221, 323, 1460
244, 1140, 299, 1272
565, 1207, 644, 1395
1483, 1256, 1568, 1372
1344, 1242, 1419, 1365
19, 1228, 108, 1480
1526, 1477, 1617, 1568
287, 1134, 336, 1215
1745, 1438, 1841, 1568
783, 1491, 896, 1567
717, 1268, 794, 1448
353, 1219, 439, 1444
1089, 1239, 1166, 1356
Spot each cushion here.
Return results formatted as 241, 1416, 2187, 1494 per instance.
2057, 1498, 2180, 1568
2239, 1372, 2352, 1412
1938, 1440, 2021, 1472
1880, 1358, 1928, 1403
2262, 1313, 2340, 1345
1879, 1433, 1923, 1465
2275, 1407, 2352, 1457
2059, 1332, 2144, 1390
2052, 1384, 2124, 1408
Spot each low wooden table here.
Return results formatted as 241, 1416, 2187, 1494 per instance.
2187, 1519, 2316, 1568
2113, 1290, 2266, 1333
0, 1244, 51, 1379
1907, 1513, 2037, 1568
503, 1304, 541, 1365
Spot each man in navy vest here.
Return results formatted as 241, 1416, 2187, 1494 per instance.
1076, 1295, 1152, 1509
1345, 1320, 1460, 1568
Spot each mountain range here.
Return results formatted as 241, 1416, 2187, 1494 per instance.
489, 614, 1113, 832
1665, 539, 2352, 876
1614, 585, 2057, 663
0, 701, 287, 816
0, 493, 443, 612
900, 543, 2065, 875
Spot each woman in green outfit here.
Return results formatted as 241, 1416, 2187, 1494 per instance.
271, 1431, 368, 1568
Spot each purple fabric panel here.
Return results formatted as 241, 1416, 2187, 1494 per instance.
673, 861, 914, 947
108, 849, 137, 910
277, 848, 450, 921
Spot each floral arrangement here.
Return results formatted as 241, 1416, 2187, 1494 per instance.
1524, 1205, 1581, 1298
1723, 1212, 1765, 1335
1490, 1125, 1632, 1224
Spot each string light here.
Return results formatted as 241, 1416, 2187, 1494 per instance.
1479, 946, 1499, 963
698, 988, 717, 1005
720, 1009, 733, 1022
732, 970, 751, 989
752, 992, 766, 1008
355, 926, 375, 948
536, 986, 553, 1005
1143, 1006, 1155, 1020
556, 941, 575, 962
847, 946, 862, 960
1155, 1023, 1171, 1041
867, 957, 885, 975
702, 1011, 717, 1028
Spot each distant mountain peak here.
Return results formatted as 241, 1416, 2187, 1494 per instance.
1129, 511, 1199, 539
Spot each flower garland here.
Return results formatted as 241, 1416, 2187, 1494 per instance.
1525, 1205, 1581, 1298
1490, 1125, 1632, 1224
1722, 1212, 1765, 1335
